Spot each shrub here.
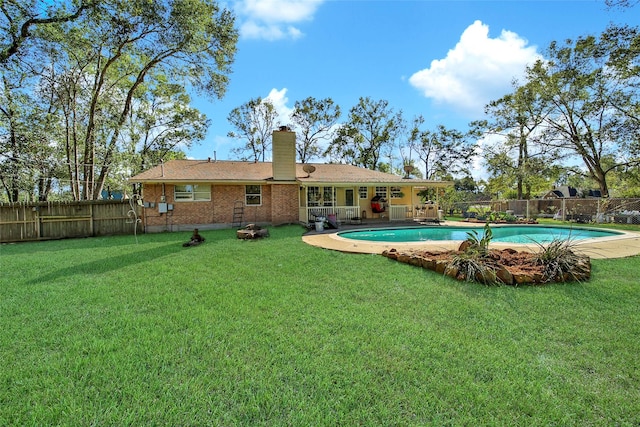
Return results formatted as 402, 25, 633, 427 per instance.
534, 238, 591, 282
446, 223, 499, 285
464, 222, 493, 256
501, 213, 518, 223
446, 251, 499, 285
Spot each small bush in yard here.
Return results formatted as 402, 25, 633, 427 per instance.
534, 238, 591, 283
446, 223, 500, 285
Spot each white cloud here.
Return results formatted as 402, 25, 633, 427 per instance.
409, 20, 542, 116
264, 87, 293, 126
470, 133, 506, 181
240, 21, 302, 41
235, 0, 324, 40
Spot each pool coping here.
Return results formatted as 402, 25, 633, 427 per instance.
302, 221, 640, 259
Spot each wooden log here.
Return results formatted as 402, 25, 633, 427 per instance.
236, 227, 269, 239
237, 229, 253, 239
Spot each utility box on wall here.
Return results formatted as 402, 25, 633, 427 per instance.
158, 203, 168, 213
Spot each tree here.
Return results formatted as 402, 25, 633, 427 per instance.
0, 0, 96, 63
476, 82, 560, 199
484, 152, 563, 199
605, 0, 639, 8
227, 97, 278, 162
408, 116, 476, 180
610, 164, 640, 196
0, 70, 65, 201
599, 25, 640, 131
439, 176, 480, 213
123, 79, 209, 175
289, 96, 340, 163
526, 26, 640, 197
0, 73, 29, 201
325, 97, 404, 170
2, 0, 237, 200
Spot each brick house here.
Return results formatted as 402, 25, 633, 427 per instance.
130, 129, 452, 232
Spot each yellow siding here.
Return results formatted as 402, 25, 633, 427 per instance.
272, 130, 296, 181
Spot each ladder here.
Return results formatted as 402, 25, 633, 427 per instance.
232, 200, 244, 228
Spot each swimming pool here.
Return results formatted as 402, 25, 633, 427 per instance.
337, 225, 622, 244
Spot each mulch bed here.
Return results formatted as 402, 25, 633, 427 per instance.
382, 247, 591, 285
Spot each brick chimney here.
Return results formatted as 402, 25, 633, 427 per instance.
272, 126, 296, 181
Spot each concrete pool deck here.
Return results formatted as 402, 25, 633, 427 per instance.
302, 221, 640, 259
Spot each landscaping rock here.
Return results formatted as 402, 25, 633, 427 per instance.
458, 240, 472, 252
383, 248, 398, 260
383, 247, 591, 286
513, 273, 535, 285
397, 253, 412, 264
495, 266, 513, 285
435, 260, 448, 274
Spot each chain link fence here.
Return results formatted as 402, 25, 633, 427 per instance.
452, 198, 640, 225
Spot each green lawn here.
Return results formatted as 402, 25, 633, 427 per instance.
1, 225, 639, 425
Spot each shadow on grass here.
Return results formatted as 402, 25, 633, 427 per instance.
1, 233, 183, 255
27, 242, 182, 285
14, 225, 304, 286
3, 225, 303, 256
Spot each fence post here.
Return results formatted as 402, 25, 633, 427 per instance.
35, 204, 41, 239
562, 198, 566, 221
526, 200, 530, 219
89, 203, 94, 236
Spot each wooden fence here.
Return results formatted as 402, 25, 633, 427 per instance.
0, 200, 143, 243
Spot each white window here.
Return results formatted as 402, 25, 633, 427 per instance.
322, 187, 335, 206
307, 186, 335, 206
174, 184, 211, 201
245, 185, 262, 206
391, 186, 403, 199
359, 186, 368, 199
307, 186, 321, 206
375, 186, 388, 199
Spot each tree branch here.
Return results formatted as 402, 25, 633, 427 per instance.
1, 1, 94, 63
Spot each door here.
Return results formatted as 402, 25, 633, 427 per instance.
345, 189, 354, 206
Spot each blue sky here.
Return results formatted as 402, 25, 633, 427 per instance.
191, 0, 631, 176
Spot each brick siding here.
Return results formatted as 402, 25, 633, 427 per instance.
141, 183, 300, 231
271, 184, 300, 225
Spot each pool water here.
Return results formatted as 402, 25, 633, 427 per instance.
337, 225, 621, 244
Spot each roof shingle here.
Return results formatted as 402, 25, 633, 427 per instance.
130, 159, 450, 186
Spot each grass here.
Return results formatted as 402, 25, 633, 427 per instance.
1, 225, 639, 425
